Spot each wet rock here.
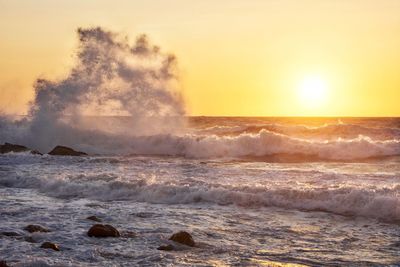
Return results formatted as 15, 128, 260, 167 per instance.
0, 142, 29, 153
169, 231, 195, 247
0, 142, 42, 155
24, 225, 50, 233
48, 145, 87, 156
0, 260, 9, 267
86, 215, 102, 222
30, 150, 42, 155
157, 244, 174, 251
41, 242, 60, 251
1, 231, 21, 237
87, 224, 120, 238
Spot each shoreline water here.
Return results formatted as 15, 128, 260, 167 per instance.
1, 186, 399, 266
1, 117, 399, 266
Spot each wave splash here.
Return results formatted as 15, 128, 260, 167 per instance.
0, 27, 185, 152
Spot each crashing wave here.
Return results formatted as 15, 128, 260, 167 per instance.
1, 169, 399, 222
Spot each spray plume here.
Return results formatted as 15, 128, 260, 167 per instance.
0, 27, 186, 153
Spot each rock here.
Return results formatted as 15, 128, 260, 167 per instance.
24, 225, 50, 233
169, 231, 195, 247
30, 150, 42, 155
0, 142, 42, 155
87, 224, 120, 238
157, 244, 174, 251
40, 242, 60, 251
0, 142, 29, 153
48, 145, 87, 156
86, 215, 102, 222
1, 231, 21, 237
0, 261, 9, 267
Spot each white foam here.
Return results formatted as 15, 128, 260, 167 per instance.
1, 170, 399, 222
110, 130, 400, 160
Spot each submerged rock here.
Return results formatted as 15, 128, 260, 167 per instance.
87, 224, 120, 238
86, 215, 102, 222
41, 242, 60, 251
157, 244, 174, 251
0, 260, 9, 267
24, 225, 50, 233
0, 142, 42, 155
169, 231, 195, 247
48, 145, 87, 156
1, 231, 21, 237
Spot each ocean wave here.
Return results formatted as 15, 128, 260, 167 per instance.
1, 173, 399, 222
1, 129, 399, 161
197, 122, 400, 140
125, 130, 400, 161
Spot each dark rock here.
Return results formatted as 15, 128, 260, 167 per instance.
0, 142, 29, 153
169, 231, 195, 247
87, 224, 120, 238
48, 145, 87, 156
41, 242, 60, 251
30, 150, 43, 155
24, 225, 50, 233
0, 260, 9, 267
1, 231, 21, 237
0, 142, 42, 155
157, 244, 174, 251
86, 216, 102, 222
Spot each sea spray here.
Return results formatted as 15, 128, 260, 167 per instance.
0, 27, 185, 152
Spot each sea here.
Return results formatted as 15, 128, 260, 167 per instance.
0, 117, 399, 266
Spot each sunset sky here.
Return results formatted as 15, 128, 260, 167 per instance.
1, 0, 399, 116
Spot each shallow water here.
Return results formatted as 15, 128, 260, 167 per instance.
1, 117, 399, 266
1, 154, 399, 266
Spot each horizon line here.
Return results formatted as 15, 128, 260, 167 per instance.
5, 114, 400, 119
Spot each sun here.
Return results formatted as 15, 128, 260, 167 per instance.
297, 75, 329, 108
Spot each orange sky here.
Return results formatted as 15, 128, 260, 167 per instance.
1, 0, 400, 116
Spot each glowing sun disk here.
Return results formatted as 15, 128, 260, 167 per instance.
297, 75, 329, 108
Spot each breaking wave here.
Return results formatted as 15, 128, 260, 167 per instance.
1, 169, 399, 222
178, 130, 400, 160
196, 121, 400, 141
1, 127, 399, 160
49, 129, 399, 161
